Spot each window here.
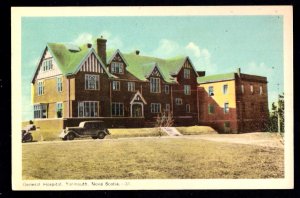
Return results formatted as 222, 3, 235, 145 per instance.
56, 103, 63, 118
186, 104, 190, 113
184, 85, 191, 95
150, 77, 160, 93
34, 104, 47, 119
259, 85, 263, 95
175, 98, 183, 105
165, 85, 169, 94
208, 86, 214, 96
151, 103, 161, 113
250, 85, 254, 94
165, 104, 170, 112
37, 81, 44, 96
112, 102, 124, 116
42, 58, 53, 71
111, 62, 124, 74
184, 69, 190, 79
112, 81, 120, 91
128, 82, 135, 92
85, 74, 99, 90
241, 84, 244, 94
208, 104, 215, 114
78, 101, 99, 117
57, 77, 62, 92
223, 84, 228, 95
224, 103, 229, 113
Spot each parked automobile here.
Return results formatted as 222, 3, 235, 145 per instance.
22, 124, 36, 143
59, 121, 110, 141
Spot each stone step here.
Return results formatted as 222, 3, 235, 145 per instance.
161, 127, 182, 136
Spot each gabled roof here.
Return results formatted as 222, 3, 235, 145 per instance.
197, 72, 236, 84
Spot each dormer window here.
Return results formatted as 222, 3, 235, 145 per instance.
111, 62, 124, 74
42, 58, 53, 71
184, 69, 190, 79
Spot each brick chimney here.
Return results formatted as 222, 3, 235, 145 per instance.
237, 68, 241, 77
97, 36, 107, 64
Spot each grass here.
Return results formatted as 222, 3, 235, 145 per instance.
108, 128, 165, 138
176, 126, 217, 135
22, 137, 284, 179
31, 130, 61, 141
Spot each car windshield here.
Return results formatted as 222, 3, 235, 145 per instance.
79, 122, 85, 128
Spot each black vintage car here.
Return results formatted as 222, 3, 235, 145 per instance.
59, 121, 110, 141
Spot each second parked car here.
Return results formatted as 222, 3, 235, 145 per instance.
59, 121, 110, 141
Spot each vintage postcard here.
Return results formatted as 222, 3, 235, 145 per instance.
11, 6, 293, 190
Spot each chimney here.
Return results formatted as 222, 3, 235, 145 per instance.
97, 36, 107, 64
135, 50, 140, 55
237, 68, 241, 77
87, 43, 92, 48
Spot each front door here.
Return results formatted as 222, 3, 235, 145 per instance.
132, 104, 142, 117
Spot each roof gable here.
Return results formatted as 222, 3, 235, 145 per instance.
130, 91, 147, 104
107, 49, 129, 66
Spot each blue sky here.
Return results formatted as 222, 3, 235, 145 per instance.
21, 16, 284, 121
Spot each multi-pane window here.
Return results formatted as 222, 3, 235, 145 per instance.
57, 77, 62, 92
165, 85, 169, 94
208, 104, 215, 114
151, 103, 161, 113
112, 102, 124, 116
78, 101, 99, 117
34, 104, 47, 119
111, 62, 124, 74
56, 102, 63, 118
184, 69, 190, 79
85, 74, 99, 90
259, 85, 263, 95
186, 104, 190, 113
37, 81, 44, 96
165, 103, 170, 112
223, 84, 228, 95
241, 84, 244, 94
112, 81, 120, 91
224, 103, 229, 113
208, 86, 214, 96
184, 85, 191, 95
128, 82, 135, 92
250, 85, 254, 94
175, 98, 183, 105
42, 59, 53, 71
150, 77, 160, 93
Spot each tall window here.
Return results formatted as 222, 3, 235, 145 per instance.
175, 98, 183, 105
223, 84, 228, 95
112, 81, 120, 91
224, 102, 229, 113
56, 102, 63, 118
78, 101, 99, 117
85, 74, 99, 90
184, 85, 191, 95
128, 82, 135, 92
150, 77, 160, 93
37, 81, 44, 96
57, 77, 62, 92
184, 69, 190, 79
165, 85, 169, 94
250, 85, 254, 94
259, 85, 263, 95
165, 103, 170, 112
112, 102, 124, 116
111, 62, 124, 74
241, 84, 244, 94
208, 86, 214, 96
42, 58, 53, 71
34, 104, 47, 119
151, 103, 161, 113
208, 104, 215, 114
186, 104, 190, 113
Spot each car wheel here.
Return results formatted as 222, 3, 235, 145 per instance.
92, 136, 97, 139
27, 134, 33, 142
67, 133, 75, 140
98, 132, 106, 139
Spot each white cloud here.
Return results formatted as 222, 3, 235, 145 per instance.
72, 32, 93, 45
243, 62, 274, 77
97, 31, 123, 49
185, 42, 201, 58
152, 39, 180, 58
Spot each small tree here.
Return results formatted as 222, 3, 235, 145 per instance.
155, 110, 174, 136
266, 93, 284, 133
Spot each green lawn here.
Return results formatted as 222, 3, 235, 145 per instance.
176, 126, 217, 135
22, 137, 284, 179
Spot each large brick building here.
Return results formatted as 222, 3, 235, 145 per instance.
30, 37, 268, 133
